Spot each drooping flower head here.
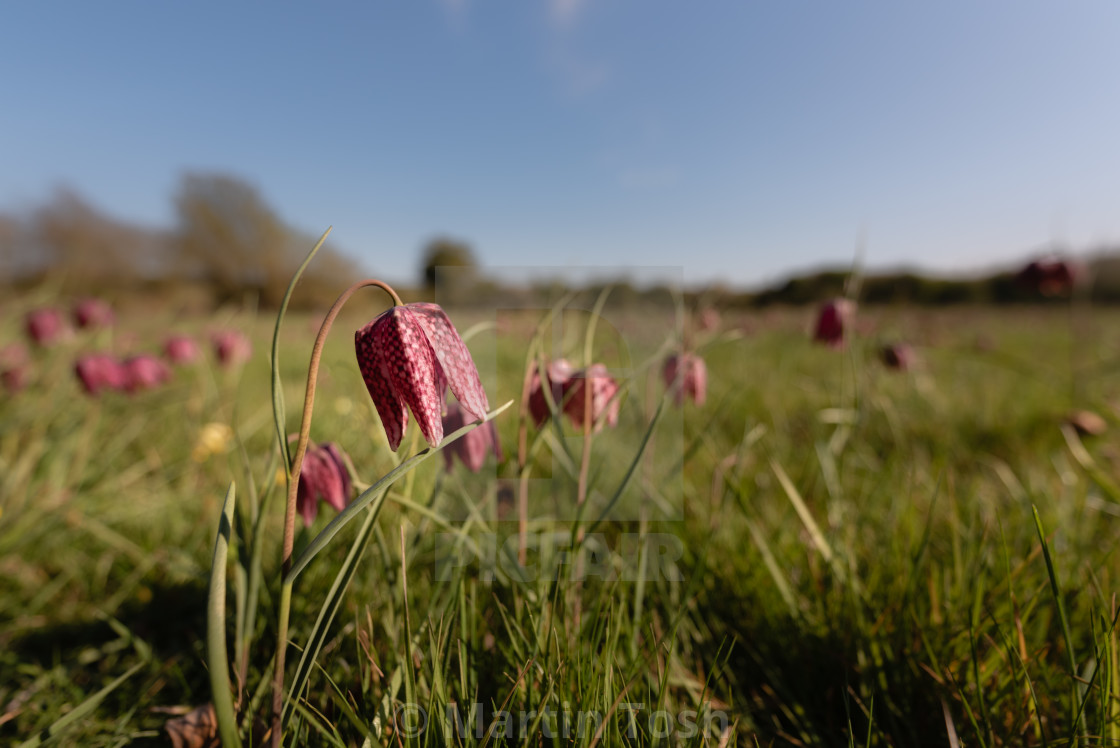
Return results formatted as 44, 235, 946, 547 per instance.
75, 353, 129, 396
662, 353, 707, 406
527, 358, 575, 427
297, 442, 353, 526
1016, 257, 1084, 297
123, 354, 172, 392
164, 335, 201, 365
441, 401, 503, 472
73, 298, 115, 330
212, 330, 252, 367
563, 363, 621, 432
355, 302, 489, 451
813, 298, 856, 349
526, 358, 620, 431
26, 308, 70, 347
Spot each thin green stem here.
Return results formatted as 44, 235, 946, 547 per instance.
269, 278, 401, 748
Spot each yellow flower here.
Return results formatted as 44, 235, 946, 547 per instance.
192, 422, 233, 462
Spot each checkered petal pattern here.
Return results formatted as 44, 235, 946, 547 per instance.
406, 303, 490, 420
355, 303, 488, 451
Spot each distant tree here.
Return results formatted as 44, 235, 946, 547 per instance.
29, 188, 164, 288
173, 172, 359, 307
420, 237, 477, 290
174, 173, 290, 304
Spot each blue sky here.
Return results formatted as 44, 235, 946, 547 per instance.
3, 2, 1119, 288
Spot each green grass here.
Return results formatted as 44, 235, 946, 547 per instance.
2, 296, 1120, 746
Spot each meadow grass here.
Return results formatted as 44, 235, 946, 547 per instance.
2, 296, 1119, 746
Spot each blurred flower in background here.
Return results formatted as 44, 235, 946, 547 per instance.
663, 352, 707, 406
528, 358, 575, 426
1016, 257, 1085, 297
212, 329, 252, 367
72, 298, 115, 330
563, 363, 621, 432
25, 308, 70, 347
75, 353, 129, 396
296, 442, 353, 526
123, 354, 172, 392
441, 401, 502, 472
192, 422, 233, 462
813, 298, 856, 349
164, 335, 201, 365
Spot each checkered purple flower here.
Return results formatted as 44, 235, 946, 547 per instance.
355, 303, 489, 451
297, 442, 353, 526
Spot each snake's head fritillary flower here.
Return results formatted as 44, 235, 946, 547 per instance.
164, 335, 201, 365
26, 308, 69, 347
663, 353, 707, 406
1016, 257, 1087, 297
212, 330, 252, 367
296, 442, 353, 526
75, 353, 129, 396
880, 342, 916, 372
441, 401, 502, 472
124, 354, 172, 392
813, 298, 855, 349
527, 358, 574, 427
355, 303, 489, 451
73, 298, 115, 330
563, 363, 621, 432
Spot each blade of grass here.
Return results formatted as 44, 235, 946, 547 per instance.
207, 482, 242, 748
16, 662, 145, 748
272, 226, 332, 473
283, 491, 382, 721
771, 458, 838, 573
1032, 505, 1079, 734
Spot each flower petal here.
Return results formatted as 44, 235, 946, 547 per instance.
406, 303, 490, 421
356, 311, 411, 451
372, 306, 445, 447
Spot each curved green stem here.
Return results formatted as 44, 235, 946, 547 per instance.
270, 278, 401, 748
